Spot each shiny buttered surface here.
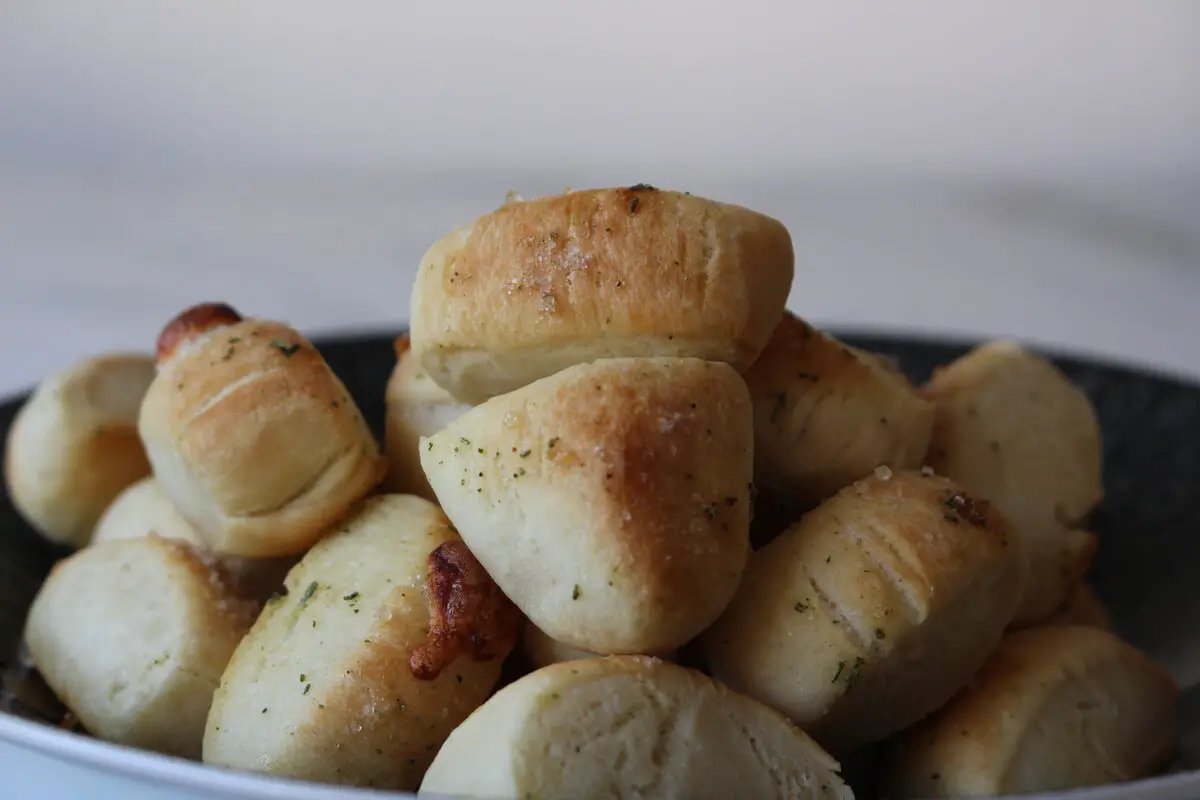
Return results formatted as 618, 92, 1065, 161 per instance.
420, 656, 853, 800
203, 495, 519, 791
4, 185, 1176, 798
409, 186, 795, 404
703, 469, 1023, 752
421, 356, 753, 655
138, 303, 386, 558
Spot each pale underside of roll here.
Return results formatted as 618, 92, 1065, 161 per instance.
420, 656, 854, 799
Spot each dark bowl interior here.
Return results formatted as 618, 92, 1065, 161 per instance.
2, 329, 1199, 794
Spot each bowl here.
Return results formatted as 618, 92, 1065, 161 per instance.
2, 329, 1198, 800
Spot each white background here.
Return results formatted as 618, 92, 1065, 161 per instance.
1, 1, 1198, 392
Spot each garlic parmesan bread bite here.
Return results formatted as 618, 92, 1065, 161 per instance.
419, 656, 853, 799
421, 357, 753, 655
24, 537, 256, 758
883, 625, 1178, 797
4, 353, 155, 547
384, 334, 473, 500
519, 619, 677, 669
138, 303, 386, 558
91, 476, 294, 601
203, 494, 520, 791
923, 340, 1103, 623
745, 314, 934, 507
92, 476, 201, 547
702, 469, 1023, 752
409, 186, 794, 403
1048, 581, 1112, 630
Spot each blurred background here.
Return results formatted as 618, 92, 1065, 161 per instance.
0, 1, 1197, 390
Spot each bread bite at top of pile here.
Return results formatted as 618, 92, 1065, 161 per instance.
7, 184, 1177, 799
408, 185, 795, 403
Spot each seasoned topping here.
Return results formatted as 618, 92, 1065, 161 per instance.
393, 333, 412, 359
939, 489, 991, 527
156, 302, 243, 362
409, 541, 520, 680
269, 338, 302, 358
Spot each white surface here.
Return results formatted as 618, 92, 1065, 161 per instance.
1, 167, 1198, 393
1, 2, 1198, 180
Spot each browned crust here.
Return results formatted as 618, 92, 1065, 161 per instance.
410, 541, 521, 680
421, 357, 754, 653
156, 303, 243, 363
412, 187, 794, 379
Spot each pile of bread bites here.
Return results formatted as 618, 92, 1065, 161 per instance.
4, 185, 1180, 799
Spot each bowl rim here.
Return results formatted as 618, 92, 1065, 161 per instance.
2, 710, 1198, 800
2, 327, 1197, 800
0, 711, 424, 799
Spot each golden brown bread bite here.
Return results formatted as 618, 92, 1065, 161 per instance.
409, 186, 795, 403
421, 357, 753, 655
24, 536, 256, 758
519, 618, 677, 669
702, 469, 1023, 752
138, 303, 386, 558
923, 340, 1103, 623
91, 476, 293, 601
419, 656, 854, 799
744, 314, 934, 507
203, 494, 520, 791
4, 354, 155, 547
882, 625, 1178, 797
1047, 581, 1112, 630
383, 334, 473, 500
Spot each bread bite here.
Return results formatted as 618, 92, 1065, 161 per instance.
203, 494, 520, 791
419, 656, 853, 799
1047, 581, 1112, 630
4, 353, 155, 547
384, 334, 473, 500
24, 536, 256, 758
882, 625, 1178, 797
409, 186, 794, 403
92, 476, 293, 601
519, 619, 677, 669
138, 303, 386, 558
702, 469, 1023, 752
923, 340, 1103, 623
421, 357, 753, 655
744, 314, 934, 507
